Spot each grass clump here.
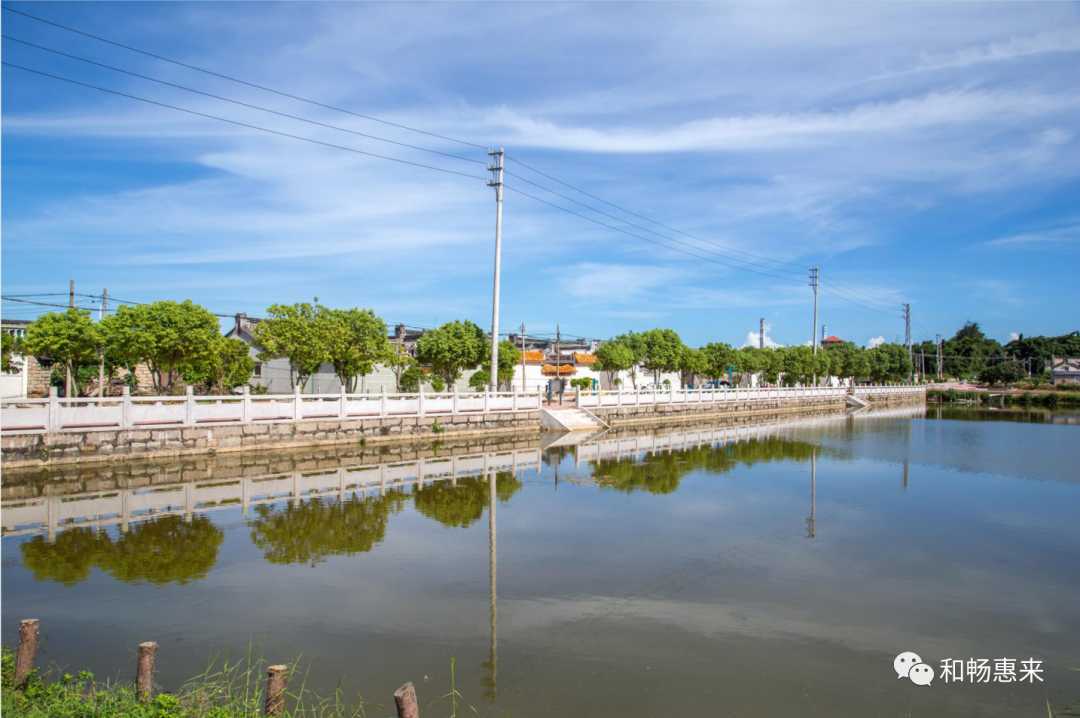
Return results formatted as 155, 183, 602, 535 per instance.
1, 644, 371, 718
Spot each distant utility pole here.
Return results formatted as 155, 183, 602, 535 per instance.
809, 268, 819, 356
520, 323, 526, 392
66, 280, 74, 399
936, 334, 942, 379
487, 148, 505, 391
556, 324, 561, 403
810, 267, 819, 386
902, 303, 912, 381
98, 288, 107, 398
759, 318, 764, 349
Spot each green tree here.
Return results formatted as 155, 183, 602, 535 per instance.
399, 364, 424, 393
320, 307, 391, 392
783, 345, 815, 386
23, 309, 103, 397
700, 342, 736, 381
812, 349, 833, 385
254, 302, 326, 390
101, 301, 220, 395
249, 493, 406, 566
735, 346, 764, 386
640, 328, 684, 383
677, 346, 708, 387
594, 339, 636, 387
941, 321, 1004, 379
761, 347, 787, 385
1, 331, 19, 373
1004, 331, 1080, 373
412, 472, 522, 529
867, 343, 913, 383
474, 339, 522, 391
979, 360, 1026, 386
186, 336, 255, 395
386, 343, 416, 392
414, 319, 486, 388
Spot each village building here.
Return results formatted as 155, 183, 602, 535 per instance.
1047, 356, 1080, 385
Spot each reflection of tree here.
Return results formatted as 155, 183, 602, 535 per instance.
592, 437, 820, 495
20, 515, 223, 586
20, 527, 109, 586
412, 472, 521, 529
250, 493, 406, 567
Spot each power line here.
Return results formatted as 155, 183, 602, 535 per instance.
506, 155, 809, 270
2, 62, 489, 183
1, 5, 489, 151
819, 273, 902, 310
818, 286, 903, 318
2, 34, 489, 167
503, 168, 806, 275
503, 185, 805, 283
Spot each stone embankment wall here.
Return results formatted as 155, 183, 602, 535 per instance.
861, 393, 926, 407
1, 411, 541, 468
589, 395, 849, 427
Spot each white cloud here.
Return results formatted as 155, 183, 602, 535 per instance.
868, 31, 1080, 81
867, 336, 885, 348
1009, 332, 1021, 342
742, 322, 783, 349
980, 223, 1080, 248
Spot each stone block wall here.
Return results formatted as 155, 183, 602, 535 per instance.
590, 395, 848, 427
1, 411, 542, 468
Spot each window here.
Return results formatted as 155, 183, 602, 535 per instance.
253, 362, 262, 378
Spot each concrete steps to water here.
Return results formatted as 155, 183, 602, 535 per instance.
540, 408, 607, 432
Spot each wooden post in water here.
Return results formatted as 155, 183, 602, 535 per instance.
265, 665, 288, 716
136, 642, 157, 701
394, 682, 419, 718
14, 619, 40, 690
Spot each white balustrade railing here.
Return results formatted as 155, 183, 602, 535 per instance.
852, 385, 927, 396
575, 385, 849, 409
0, 386, 544, 435
575, 384, 924, 409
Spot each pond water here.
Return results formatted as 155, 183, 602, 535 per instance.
3, 405, 1078, 717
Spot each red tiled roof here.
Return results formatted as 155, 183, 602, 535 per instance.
822, 336, 844, 343
574, 352, 597, 365
541, 364, 577, 376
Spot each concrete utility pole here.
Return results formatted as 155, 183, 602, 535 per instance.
98, 288, 107, 398
556, 324, 561, 401
902, 303, 912, 381
487, 148, 505, 391
936, 334, 942, 379
66, 280, 74, 399
520, 323, 526, 392
759, 318, 765, 349
809, 267, 819, 385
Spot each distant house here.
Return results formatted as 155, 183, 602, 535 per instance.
821, 335, 845, 348
1047, 356, 1080, 385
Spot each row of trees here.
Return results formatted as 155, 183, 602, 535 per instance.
13, 300, 523, 396
594, 328, 914, 386
912, 322, 1079, 380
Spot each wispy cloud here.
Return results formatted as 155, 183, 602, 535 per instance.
980, 223, 1080, 248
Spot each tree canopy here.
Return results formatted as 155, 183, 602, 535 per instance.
411, 473, 521, 529
319, 307, 392, 392
414, 319, 486, 388
23, 309, 104, 396
254, 302, 326, 390
101, 301, 220, 395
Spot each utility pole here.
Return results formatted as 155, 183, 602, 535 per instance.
98, 288, 107, 398
556, 324, 561, 404
487, 148, 504, 391
66, 280, 74, 399
520, 323, 526, 392
810, 267, 819, 386
936, 334, 942, 379
902, 303, 912, 381
759, 318, 765, 349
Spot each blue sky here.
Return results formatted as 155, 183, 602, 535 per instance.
2, 2, 1078, 348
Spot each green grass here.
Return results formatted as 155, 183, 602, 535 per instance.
2, 644, 482, 718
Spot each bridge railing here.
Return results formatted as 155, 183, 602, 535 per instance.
852, 385, 927, 396
575, 385, 848, 409
0, 386, 543, 435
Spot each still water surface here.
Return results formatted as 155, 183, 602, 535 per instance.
3, 406, 1078, 716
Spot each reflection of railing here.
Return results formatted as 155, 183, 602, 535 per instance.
576, 385, 848, 409
853, 385, 926, 397
0, 386, 544, 435
1, 449, 542, 540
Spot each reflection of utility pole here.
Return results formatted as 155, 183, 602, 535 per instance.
482, 470, 498, 702
806, 448, 816, 539
902, 457, 909, 491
